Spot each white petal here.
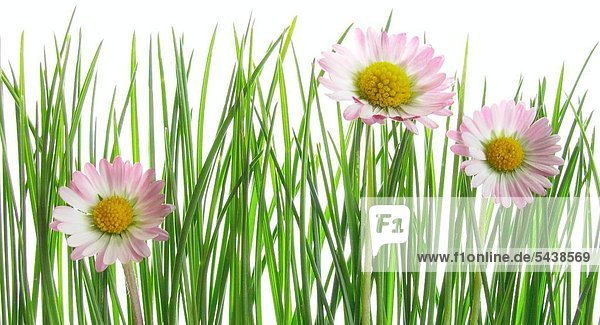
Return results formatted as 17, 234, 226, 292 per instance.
53, 206, 91, 224
470, 165, 493, 188
82, 234, 110, 257
66, 230, 103, 247
59, 187, 93, 212
57, 222, 92, 235
461, 132, 485, 150
103, 236, 122, 266
464, 160, 488, 176
469, 148, 486, 160
481, 174, 498, 197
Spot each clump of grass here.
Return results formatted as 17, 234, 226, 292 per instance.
0, 10, 598, 324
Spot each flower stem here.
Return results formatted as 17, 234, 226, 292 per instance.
123, 262, 144, 325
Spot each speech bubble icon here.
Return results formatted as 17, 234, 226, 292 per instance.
368, 204, 411, 256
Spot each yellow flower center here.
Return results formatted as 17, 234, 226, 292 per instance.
356, 62, 412, 108
92, 196, 134, 234
485, 137, 525, 172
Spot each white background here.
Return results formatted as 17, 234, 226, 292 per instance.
2, 0, 600, 128
1, 0, 599, 323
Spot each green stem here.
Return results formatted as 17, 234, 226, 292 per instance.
361, 272, 371, 325
123, 262, 144, 325
362, 127, 375, 325
469, 272, 482, 325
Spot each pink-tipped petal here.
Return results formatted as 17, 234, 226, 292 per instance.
450, 144, 471, 157
402, 120, 419, 134
343, 104, 362, 120
49, 220, 61, 231
446, 130, 462, 142
150, 227, 169, 241
95, 250, 109, 272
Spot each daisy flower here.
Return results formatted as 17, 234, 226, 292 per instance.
318, 27, 454, 132
50, 157, 174, 272
447, 100, 564, 208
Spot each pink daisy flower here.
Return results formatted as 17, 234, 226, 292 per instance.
448, 100, 564, 208
50, 157, 174, 272
318, 27, 454, 132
